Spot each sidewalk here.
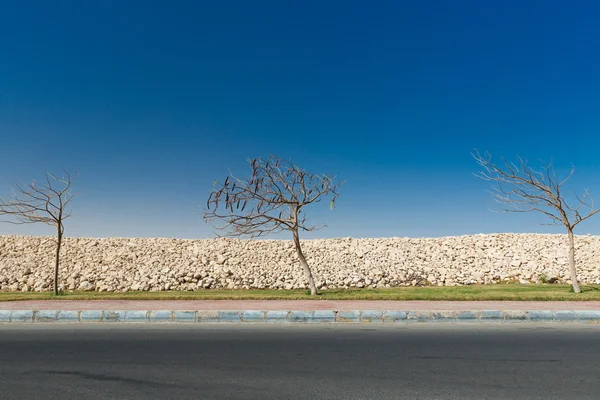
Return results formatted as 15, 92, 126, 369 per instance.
3, 299, 600, 311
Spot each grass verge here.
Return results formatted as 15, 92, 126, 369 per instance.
1, 284, 600, 301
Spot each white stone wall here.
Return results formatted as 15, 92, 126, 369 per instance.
1, 234, 599, 292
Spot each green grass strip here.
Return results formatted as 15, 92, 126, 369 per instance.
2, 284, 600, 301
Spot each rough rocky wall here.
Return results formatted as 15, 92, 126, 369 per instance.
1, 234, 600, 292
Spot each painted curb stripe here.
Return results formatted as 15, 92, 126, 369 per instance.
0, 310, 599, 323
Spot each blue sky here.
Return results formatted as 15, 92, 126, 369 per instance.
1, 0, 599, 239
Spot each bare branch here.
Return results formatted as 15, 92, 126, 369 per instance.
203, 155, 342, 238
0, 169, 78, 295
0, 170, 78, 228
472, 149, 599, 231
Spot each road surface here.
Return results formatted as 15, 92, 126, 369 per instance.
1, 324, 599, 399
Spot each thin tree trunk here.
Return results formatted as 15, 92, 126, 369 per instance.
567, 229, 581, 293
293, 230, 317, 296
54, 228, 62, 296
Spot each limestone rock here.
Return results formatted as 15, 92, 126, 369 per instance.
0, 234, 598, 292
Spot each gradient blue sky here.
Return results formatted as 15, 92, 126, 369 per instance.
1, 0, 599, 239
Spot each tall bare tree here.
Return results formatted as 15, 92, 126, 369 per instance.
204, 156, 342, 295
0, 170, 77, 295
472, 150, 599, 293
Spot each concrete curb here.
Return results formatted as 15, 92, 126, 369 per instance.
1, 310, 600, 324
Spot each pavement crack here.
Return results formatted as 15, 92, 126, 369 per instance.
32, 370, 179, 388
411, 356, 559, 363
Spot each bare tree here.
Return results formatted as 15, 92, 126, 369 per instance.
472, 150, 599, 293
204, 156, 342, 295
0, 170, 77, 295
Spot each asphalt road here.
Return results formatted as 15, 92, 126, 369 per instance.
1, 324, 599, 400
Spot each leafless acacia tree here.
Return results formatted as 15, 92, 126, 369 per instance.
204, 156, 342, 295
0, 170, 77, 295
473, 150, 599, 293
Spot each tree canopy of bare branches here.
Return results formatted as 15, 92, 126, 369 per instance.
204, 156, 342, 295
472, 150, 599, 293
0, 170, 77, 295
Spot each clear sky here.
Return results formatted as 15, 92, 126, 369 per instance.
1, 0, 599, 239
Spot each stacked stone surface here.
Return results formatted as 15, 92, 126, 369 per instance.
1, 234, 599, 292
